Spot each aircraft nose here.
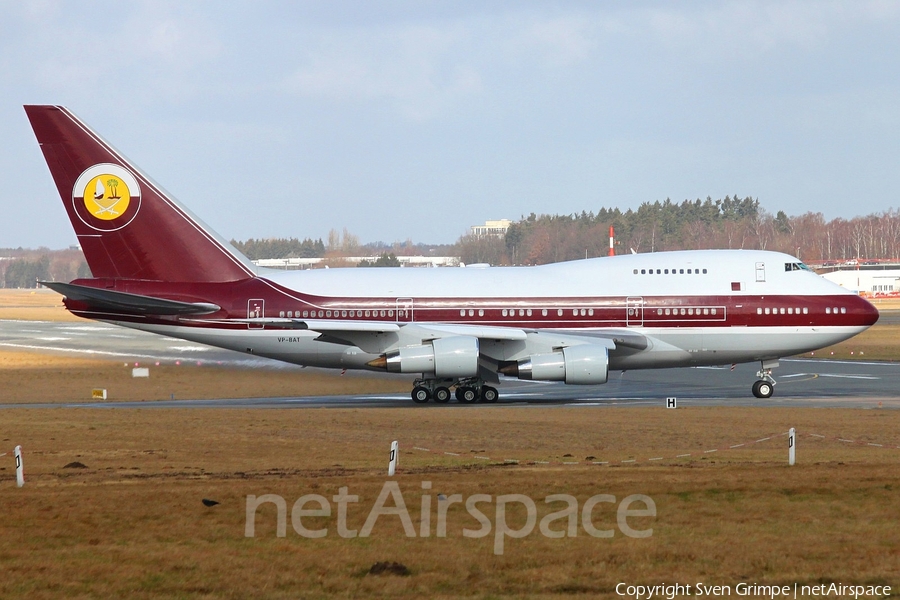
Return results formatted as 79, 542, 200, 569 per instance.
856, 295, 880, 326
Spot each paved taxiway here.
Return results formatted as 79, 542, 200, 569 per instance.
2, 319, 898, 410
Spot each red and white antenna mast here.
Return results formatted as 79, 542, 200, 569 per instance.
608, 226, 615, 257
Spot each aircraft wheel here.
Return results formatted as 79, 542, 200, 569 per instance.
752, 380, 774, 399
480, 386, 499, 403
412, 386, 431, 403
457, 386, 479, 403
433, 386, 452, 403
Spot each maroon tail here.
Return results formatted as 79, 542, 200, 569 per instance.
25, 105, 255, 282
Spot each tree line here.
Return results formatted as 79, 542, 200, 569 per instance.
457, 197, 900, 266
0, 249, 91, 288
4, 197, 898, 286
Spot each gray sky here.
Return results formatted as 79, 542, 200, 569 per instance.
3, 1, 899, 249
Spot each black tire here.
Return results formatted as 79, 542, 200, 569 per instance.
411, 386, 430, 404
433, 386, 451, 403
480, 386, 499, 403
458, 386, 478, 403
752, 380, 774, 398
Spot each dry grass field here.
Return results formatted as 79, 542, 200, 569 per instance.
1, 289, 899, 598
1, 408, 898, 599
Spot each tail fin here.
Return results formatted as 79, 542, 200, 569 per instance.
25, 105, 255, 282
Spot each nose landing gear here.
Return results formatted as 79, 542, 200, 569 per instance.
751, 360, 778, 398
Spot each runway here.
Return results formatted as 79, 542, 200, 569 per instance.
1, 319, 898, 410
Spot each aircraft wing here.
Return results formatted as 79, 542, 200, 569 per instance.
40, 281, 221, 316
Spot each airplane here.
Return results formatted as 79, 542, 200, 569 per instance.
25, 105, 879, 403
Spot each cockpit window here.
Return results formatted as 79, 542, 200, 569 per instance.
784, 262, 812, 272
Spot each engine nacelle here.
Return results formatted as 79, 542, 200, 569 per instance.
514, 345, 608, 385
384, 336, 479, 378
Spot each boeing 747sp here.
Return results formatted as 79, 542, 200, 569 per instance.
26, 105, 879, 403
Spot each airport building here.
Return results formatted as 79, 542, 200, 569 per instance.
822, 268, 900, 295
253, 256, 460, 269
470, 219, 512, 238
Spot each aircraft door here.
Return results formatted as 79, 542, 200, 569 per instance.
248, 299, 264, 329
626, 297, 643, 327
755, 262, 766, 282
396, 298, 414, 322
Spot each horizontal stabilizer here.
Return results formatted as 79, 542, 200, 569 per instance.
40, 281, 220, 316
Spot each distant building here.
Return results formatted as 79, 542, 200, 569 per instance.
822, 269, 900, 295
253, 256, 460, 270
471, 219, 512, 238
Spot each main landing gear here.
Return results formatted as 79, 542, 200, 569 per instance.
410, 377, 499, 404
751, 360, 778, 398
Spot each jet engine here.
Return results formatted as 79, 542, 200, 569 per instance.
502, 345, 608, 384
377, 336, 480, 378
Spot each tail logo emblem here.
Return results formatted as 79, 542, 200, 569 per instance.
72, 164, 141, 231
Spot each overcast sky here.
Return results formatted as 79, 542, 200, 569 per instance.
3, 1, 899, 249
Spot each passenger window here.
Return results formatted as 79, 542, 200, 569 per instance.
502, 309, 508, 317
541, 309, 547, 317
633, 269, 638, 274
479, 309, 484, 317
757, 308, 762, 315
279, 311, 285, 318
557, 309, 563, 317
826, 307, 831, 314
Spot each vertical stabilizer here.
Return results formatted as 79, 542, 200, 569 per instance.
25, 105, 255, 282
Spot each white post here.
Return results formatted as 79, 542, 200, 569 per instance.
788, 428, 795, 466
14, 445, 24, 487
388, 440, 399, 476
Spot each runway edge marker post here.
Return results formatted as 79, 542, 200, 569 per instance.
15, 445, 24, 487
789, 428, 796, 466
389, 440, 399, 476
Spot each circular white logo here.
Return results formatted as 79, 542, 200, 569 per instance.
72, 163, 142, 231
